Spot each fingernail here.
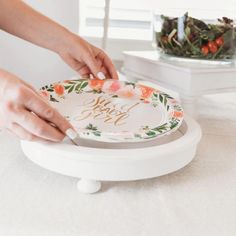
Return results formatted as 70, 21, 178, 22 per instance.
97, 72, 106, 80
66, 128, 77, 140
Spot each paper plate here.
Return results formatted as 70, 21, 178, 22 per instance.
39, 79, 184, 143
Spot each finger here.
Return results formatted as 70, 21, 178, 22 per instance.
61, 54, 84, 74
95, 58, 103, 68
77, 65, 91, 77
21, 80, 36, 91
14, 108, 65, 142
24, 90, 77, 139
95, 58, 108, 76
8, 123, 45, 142
61, 54, 96, 80
100, 66, 108, 77
97, 52, 119, 80
82, 51, 106, 80
22, 81, 49, 105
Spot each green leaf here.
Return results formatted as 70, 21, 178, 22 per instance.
164, 97, 168, 107
134, 134, 142, 138
146, 131, 156, 137
163, 93, 173, 99
93, 90, 102, 94
86, 123, 98, 131
75, 83, 81, 92
49, 95, 59, 103
75, 81, 89, 93
223, 28, 234, 42
152, 123, 168, 133
185, 26, 191, 37
159, 94, 164, 103
68, 81, 76, 84
81, 81, 88, 89
68, 85, 75, 94
153, 93, 158, 98
93, 131, 101, 137
125, 82, 135, 88
170, 121, 178, 129
64, 85, 71, 90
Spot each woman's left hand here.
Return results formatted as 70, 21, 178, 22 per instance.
58, 34, 118, 80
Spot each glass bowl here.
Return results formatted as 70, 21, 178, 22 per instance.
153, 9, 236, 64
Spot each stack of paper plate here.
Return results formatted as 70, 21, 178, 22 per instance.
39, 78, 184, 143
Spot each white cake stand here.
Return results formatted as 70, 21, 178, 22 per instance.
21, 115, 201, 194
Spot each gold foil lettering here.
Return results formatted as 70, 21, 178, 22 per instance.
73, 95, 140, 126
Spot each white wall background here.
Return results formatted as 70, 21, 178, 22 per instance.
0, 0, 79, 88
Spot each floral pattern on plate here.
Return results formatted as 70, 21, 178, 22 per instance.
39, 79, 184, 143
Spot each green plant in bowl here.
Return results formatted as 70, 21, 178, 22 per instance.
155, 12, 236, 61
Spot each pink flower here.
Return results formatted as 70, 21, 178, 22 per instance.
39, 90, 50, 100
89, 79, 105, 91
138, 85, 155, 99
109, 80, 122, 92
102, 80, 122, 93
116, 85, 136, 98
171, 99, 178, 104
173, 111, 183, 118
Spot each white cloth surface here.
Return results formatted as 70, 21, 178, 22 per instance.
0, 93, 236, 236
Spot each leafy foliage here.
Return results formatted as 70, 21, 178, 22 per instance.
156, 13, 236, 60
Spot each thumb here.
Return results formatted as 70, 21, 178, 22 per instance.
83, 53, 106, 80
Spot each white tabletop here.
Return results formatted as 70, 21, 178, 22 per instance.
0, 92, 236, 236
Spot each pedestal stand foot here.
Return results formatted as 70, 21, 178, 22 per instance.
77, 179, 101, 194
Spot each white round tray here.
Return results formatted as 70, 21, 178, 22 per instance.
21, 115, 201, 194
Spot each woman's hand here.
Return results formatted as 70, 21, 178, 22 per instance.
0, 0, 118, 80
0, 69, 77, 142
58, 34, 119, 80
0, 0, 118, 143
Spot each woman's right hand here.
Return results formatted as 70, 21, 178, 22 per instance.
0, 69, 76, 142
